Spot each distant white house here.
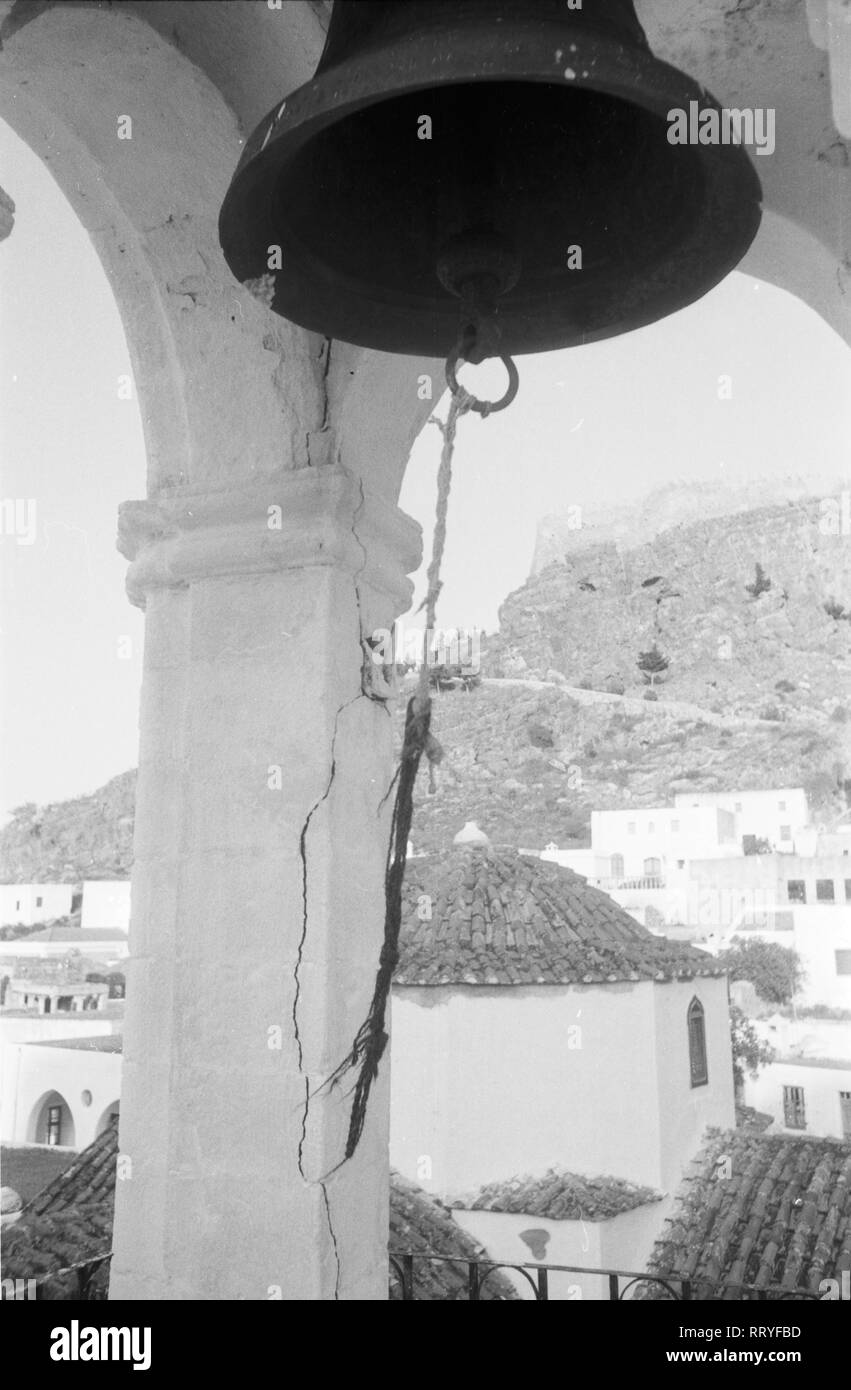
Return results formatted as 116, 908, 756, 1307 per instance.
590, 804, 740, 884
80, 880, 131, 932
4, 978, 109, 1015
0, 1034, 121, 1150
390, 840, 734, 1297
0, 880, 131, 932
741, 1016, 851, 1141
0, 884, 75, 927
0, 926, 129, 971
682, 856, 851, 1011
672, 788, 810, 854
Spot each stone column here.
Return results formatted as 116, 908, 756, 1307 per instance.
110, 464, 421, 1300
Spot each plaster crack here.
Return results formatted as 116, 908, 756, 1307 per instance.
321, 1181, 341, 1300
294, 689, 361, 1179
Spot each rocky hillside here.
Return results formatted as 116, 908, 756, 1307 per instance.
408, 679, 849, 853
489, 495, 851, 725
0, 772, 136, 883
4, 685, 846, 873
4, 492, 851, 874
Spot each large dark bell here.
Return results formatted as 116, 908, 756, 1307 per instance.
219, 0, 762, 358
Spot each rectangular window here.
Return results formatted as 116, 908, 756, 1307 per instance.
836, 950, 851, 976
841, 1092, 851, 1141
787, 880, 806, 903
783, 1086, 806, 1130
671, 820, 680, 833
779, 826, 791, 842
844, 880, 851, 902
627, 822, 636, 834
779, 801, 787, 811
36, 896, 43, 907
734, 802, 742, 812
46, 1105, 62, 1146
816, 879, 835, 902
648, 821, 655, 833
688, 1001, 708, 1087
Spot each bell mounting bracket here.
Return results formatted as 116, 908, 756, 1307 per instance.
436, 231, 521, 415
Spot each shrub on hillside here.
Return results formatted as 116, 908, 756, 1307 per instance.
636, 645, 669, 685
745, 563, 771, 599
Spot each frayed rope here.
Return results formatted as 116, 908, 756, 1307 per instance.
320, 387, 475, 1167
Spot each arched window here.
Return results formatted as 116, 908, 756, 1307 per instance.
688, 998, 708, 1087
644, 857, 662, 877
29, 1090, 76, 1147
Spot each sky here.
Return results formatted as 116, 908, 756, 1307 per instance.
2, 117, 851, 818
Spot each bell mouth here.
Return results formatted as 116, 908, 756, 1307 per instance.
220, 24, 761, 357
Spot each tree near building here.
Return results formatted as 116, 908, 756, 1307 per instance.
717, 937, 804, 1005
730, 1004, 775, 1096
636, 644, 669, 686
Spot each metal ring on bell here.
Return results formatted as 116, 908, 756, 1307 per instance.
445, 347, 520, 416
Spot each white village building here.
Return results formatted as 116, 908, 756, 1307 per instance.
0, 831, 733, 1299
0, 884, 75, 927
390, 833, 734, 1297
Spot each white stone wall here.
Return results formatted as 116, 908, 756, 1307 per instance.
791, 907, 851, 1008
452, 1196, 675, 1301
390, 977, 734, 1199
744, 1058, 851, 1140
591, 806, 739, 880
0, 1040, 121, 1149
0, 884, 74, 926
674, 789, 810, 852
81, 881, 131, 932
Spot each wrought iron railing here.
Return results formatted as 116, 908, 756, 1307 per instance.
595, 876, 666, 891
1, 1250, 824, 1301
388, 1254, 824, 1301
1, 1253, 112, 1300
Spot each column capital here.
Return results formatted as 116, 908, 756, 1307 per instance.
118, 465, 422, 617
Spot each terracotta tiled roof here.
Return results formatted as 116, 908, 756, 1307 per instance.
2, 1129, 517, 1300
735, 1104, 775, 1134
451, 1169, 662, 1222
396, 846, 726, 987
389, 1172, 518, 1300
644, 1129, 851, 1298
26, 1127, 118, 1219
1, 1128, 117, 1294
